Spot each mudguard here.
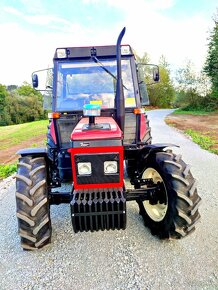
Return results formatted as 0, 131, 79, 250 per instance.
141, 143, 178, 151
16, 148, 47, 157
139, 143, 178, 158
136, 143, 179, 166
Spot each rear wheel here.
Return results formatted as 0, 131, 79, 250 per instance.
15, 156, 52, 250
137, 150, 201, 239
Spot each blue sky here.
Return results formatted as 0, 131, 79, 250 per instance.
0, 0, 217, 85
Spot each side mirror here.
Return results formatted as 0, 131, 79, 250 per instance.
153, 67, 160, 82
32, 74, 39, 88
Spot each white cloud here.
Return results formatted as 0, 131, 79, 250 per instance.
0, 0, 215, 85
82, 0, 101, 4
149, 0, 175, 10
4, 5, 72, 27
4, 6, 23, 16
104, 0, 212, 71
24, 14, 71, 26
0, 22, 48, 85
106, 0, 175, 11
0, 20, 93, 85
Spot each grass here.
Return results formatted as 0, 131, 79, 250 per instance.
0, 120, 48, 150
0, 163, 17, 179
185, 129, 218, 154
173, 108, 210, 115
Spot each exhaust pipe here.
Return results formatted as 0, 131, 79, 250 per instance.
115, 27, 126, 132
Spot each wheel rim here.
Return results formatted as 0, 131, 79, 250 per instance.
142, 168, 168, 222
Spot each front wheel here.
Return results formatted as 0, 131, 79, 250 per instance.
137, 150, 201, 239
15, 156, 52, 250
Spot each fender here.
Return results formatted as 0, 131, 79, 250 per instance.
16, 147, 47, 157
139, 143, 178, 157
137, 143, 179, 167
141, 143, 178, 152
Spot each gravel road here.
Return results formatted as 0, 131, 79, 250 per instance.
0, 109, 217, 290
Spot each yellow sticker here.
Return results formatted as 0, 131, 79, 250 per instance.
125, 98, 136, 106
90, 100, 102, 105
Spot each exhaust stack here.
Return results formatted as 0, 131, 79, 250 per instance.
115, 27, 126, 132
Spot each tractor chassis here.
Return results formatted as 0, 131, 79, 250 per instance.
48, 179, 163, 233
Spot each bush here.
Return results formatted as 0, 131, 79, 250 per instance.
0, 164, 17, 179
175, 89, 218, 112
200, 95, 218, 111
0, 83, 47, 126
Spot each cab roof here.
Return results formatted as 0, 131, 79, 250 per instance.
54, 45, 134, 60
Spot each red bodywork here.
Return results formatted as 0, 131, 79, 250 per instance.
140, 113, 147, 142
71, 117, 123, 141
69, 117, 124, 190
50, 121, 57, 144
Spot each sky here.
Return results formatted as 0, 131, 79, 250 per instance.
0, 0, 217, 86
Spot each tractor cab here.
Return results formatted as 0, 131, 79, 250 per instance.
32, 36, 157, 183
48, 44, 149, 149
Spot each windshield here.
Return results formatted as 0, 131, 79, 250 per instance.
55, 59, 136, 111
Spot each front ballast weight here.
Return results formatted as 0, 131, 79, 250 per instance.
71, 188, 126, 232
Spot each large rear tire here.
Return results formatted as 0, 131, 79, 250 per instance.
15, 156, 52, 250
137, 150, 201, 239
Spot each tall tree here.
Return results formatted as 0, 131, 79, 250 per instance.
0, 84, 10, 126
148, 55, 175, 108
204, 12, 218, 98
136, 53, 175, 107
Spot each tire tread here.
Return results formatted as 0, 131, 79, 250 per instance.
138, 151, 201, 239
15, 156, 51, 250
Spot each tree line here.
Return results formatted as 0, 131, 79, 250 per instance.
0, 82, 46, 126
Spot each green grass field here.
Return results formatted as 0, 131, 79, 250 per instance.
0, 120, 48, 150
173, 108, 211, 115
0, 120, 48, 179
185, 129, 218, 154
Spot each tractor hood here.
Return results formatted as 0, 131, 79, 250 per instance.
70, 117, 123, 148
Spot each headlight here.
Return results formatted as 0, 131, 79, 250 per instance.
104, 161, 118, 174
77, 162, 92, 175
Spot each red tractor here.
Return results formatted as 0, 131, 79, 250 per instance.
15, 28, 201, 250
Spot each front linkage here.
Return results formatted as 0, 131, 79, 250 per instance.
47, 143, 201, 240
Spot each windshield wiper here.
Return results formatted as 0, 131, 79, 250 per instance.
91, 56, 129, 91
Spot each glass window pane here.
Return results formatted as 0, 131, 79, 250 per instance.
55, 59, 136, 111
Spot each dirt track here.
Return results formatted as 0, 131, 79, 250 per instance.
165, 112, 218, 152
0, 135, 45, 164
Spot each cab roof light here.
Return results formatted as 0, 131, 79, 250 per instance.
48, 112, 61, 119
134, 108, 145, 115
56, 48, 67, 58
121, 45, 131, 55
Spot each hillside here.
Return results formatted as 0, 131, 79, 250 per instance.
0, 120, 48, 164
